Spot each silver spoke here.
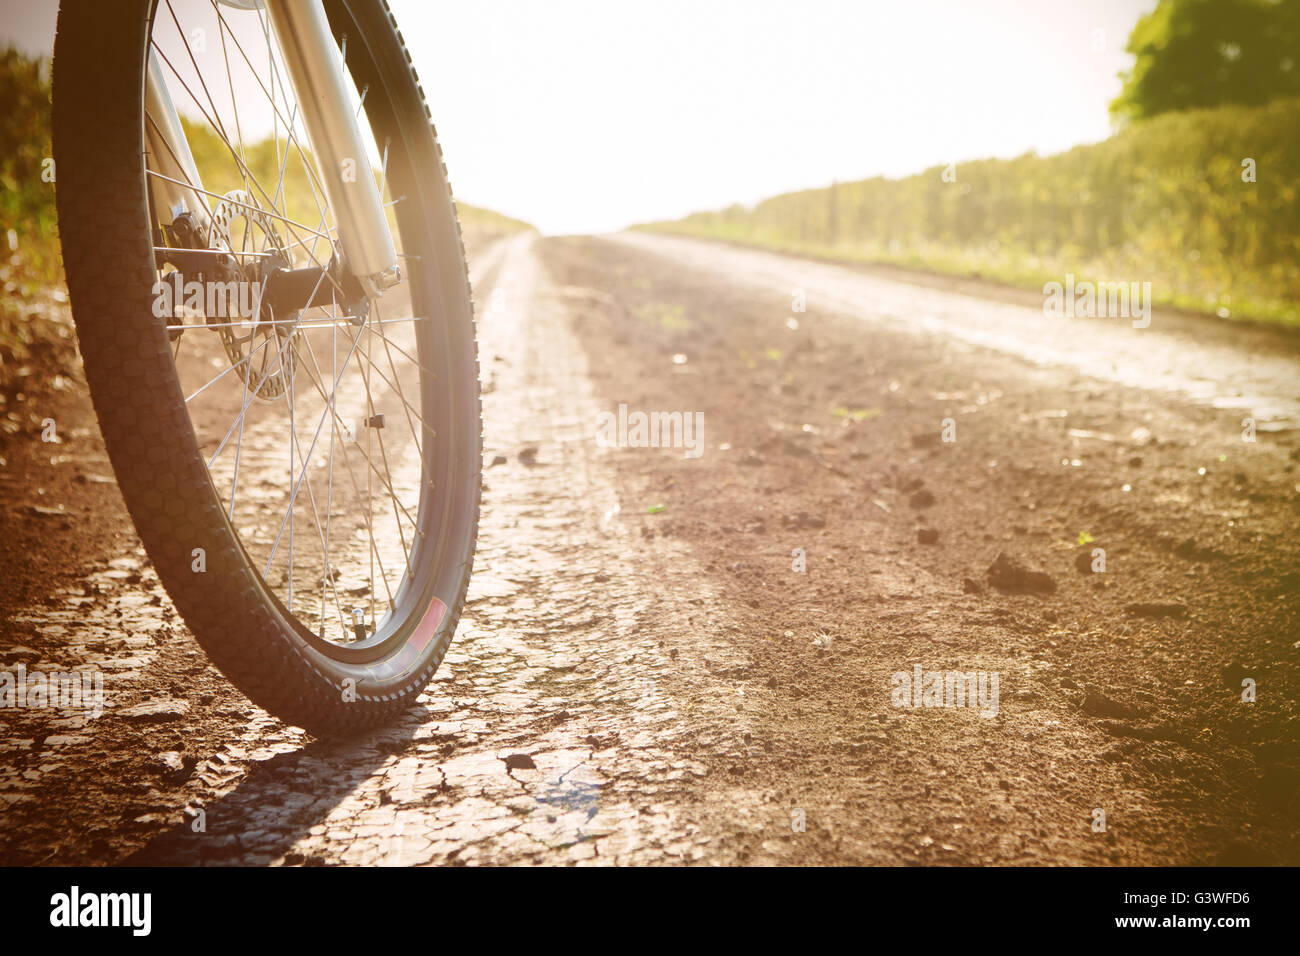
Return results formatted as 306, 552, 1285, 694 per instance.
151, 2, 428, 644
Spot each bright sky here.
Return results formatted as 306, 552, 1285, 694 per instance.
4, 0, 1155, 234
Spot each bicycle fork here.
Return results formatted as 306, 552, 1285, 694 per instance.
145, 0, 400, 301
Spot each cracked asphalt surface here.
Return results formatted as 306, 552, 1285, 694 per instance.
1, 234, 758, 865
132, 235, 755, 865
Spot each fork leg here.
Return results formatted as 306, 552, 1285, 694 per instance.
145, 49, 215, 240
265, 0, 400, 298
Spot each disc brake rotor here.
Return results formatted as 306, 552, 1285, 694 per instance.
208, 189, 296, 402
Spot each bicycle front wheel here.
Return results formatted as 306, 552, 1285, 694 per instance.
53, 0, 481, 734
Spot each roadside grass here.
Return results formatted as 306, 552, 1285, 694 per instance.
639, 98, 1300, 327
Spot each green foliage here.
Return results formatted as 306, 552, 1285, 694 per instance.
642, 97, 1300, 325
179, 116, 358, 244
0, 47, 59, 286
0, 42, 527, 290
0, 43, 531, 375
0, 47, 67, 371
1111, 0, 1300, 122
179, 117, 532, 250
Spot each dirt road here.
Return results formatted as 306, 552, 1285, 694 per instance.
1, 232, 1296, 865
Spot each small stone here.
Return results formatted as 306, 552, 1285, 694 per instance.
156, 751, 185, 773
504, 753, 537, 771
1174, 538, 1220, 562
782, 512, 826, 530
154, 750, 195, 784
1081, 687, 1146, 720
986, 552, 1056, 594
917, 527, 939, 544
1124, 602, 1188, 619
118, 699, 190, 723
